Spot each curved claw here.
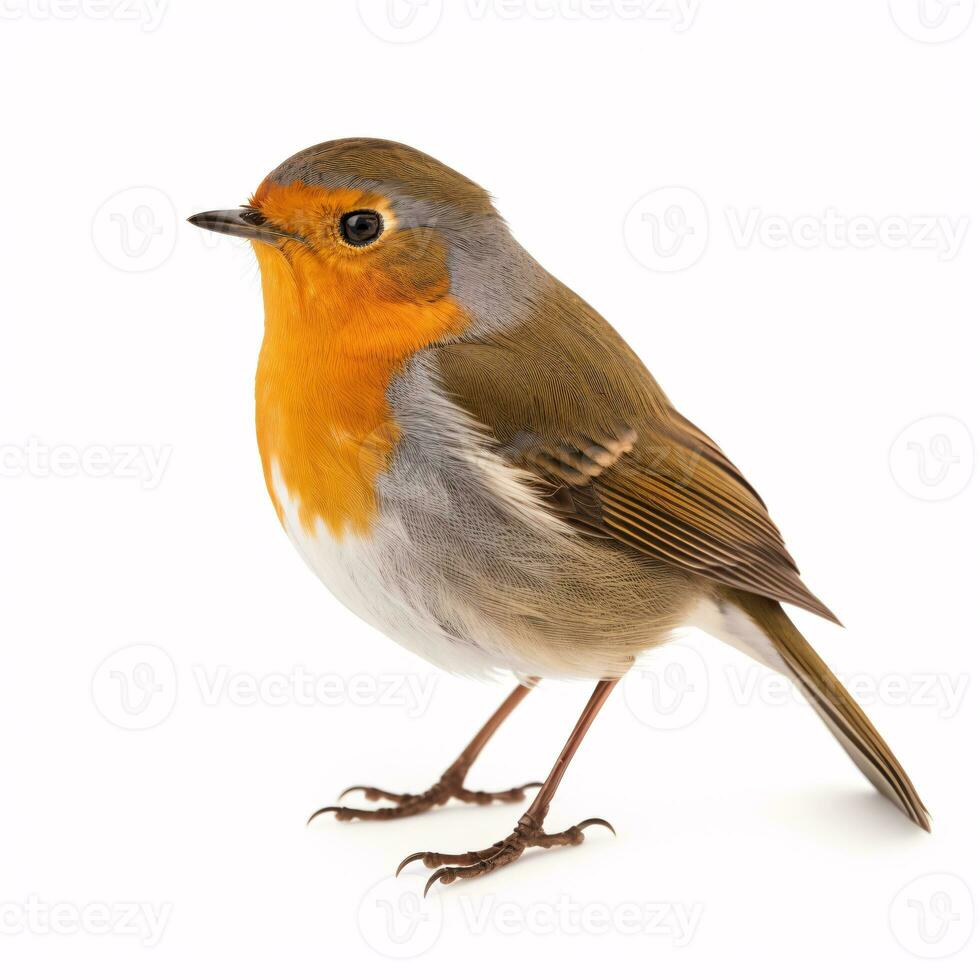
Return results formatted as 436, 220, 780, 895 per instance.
337, 785, 372, 801
306, 806, 349, 826
338, 785, 417, 804
577, 817, 616, 836
424, 867, 456, 898
396, 851, 427, 877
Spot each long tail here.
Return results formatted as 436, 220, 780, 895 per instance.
713, 589, 931, 831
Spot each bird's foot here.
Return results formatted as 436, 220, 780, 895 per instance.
307, 762, 541, 824
397, 813, 615, 895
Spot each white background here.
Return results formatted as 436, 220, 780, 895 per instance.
1, 1, 977, 976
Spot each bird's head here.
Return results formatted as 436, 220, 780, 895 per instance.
188, 138, 525, 352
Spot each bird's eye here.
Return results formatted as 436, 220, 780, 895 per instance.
241, 209, 266, 226
340, 210, 383, 246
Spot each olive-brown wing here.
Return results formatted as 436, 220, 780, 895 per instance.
435, 335, 837, 624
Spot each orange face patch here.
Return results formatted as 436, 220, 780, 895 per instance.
250, 181, 466, 536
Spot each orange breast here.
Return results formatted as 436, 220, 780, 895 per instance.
251, 185, 466, 537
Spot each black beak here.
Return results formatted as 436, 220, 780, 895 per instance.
186, 208, 305, 246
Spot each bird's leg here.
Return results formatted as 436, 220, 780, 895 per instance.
308, 680, 541, 824
398, 679, 619, 893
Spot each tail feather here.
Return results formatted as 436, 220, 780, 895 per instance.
714, 590, 931, 831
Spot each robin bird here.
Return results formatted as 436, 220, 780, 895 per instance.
188, 138, 930, 894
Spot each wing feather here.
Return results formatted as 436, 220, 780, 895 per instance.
434, 300, 838, 624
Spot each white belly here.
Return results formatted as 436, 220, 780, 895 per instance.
270, 462, 550, 679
